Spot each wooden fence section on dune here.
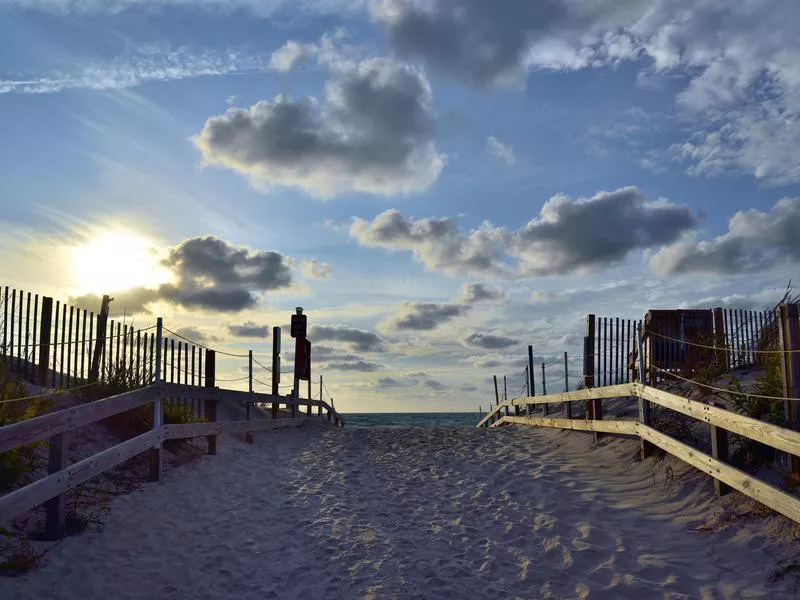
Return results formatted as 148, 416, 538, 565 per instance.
477, 307, 800, 525
0, 318, 345, 540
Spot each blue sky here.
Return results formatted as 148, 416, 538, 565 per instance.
1, 0, 799, 412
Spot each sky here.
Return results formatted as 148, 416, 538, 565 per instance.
1, 0, 799, 413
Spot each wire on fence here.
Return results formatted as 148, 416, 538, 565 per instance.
162, 327, 249, 358
647, 330, 800, 354
651, 366, 797, 403
0, 380, 105, 404
3, 324, 158, 349
252, 357, 272, 373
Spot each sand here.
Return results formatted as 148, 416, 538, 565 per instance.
5, 423, 800, 599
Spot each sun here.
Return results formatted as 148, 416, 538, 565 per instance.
72, 230, 170, 294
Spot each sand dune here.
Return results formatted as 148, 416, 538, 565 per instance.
5, 424, 799, 599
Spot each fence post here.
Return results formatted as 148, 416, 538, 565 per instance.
204, 350, 217, 455
564, 351, 571, 419
503, 375, 509, 416
43, 429, 69, 540
271, 326, 281, 419
307, 353, 312, 416
710, 401, 730, 496
149, 317, 163, 482
493, 375, 500, 424
637, 322, 654, 459
527, 345, 535, 416
318, 374, 323, 416
88, 295, 111, 382
713, 307, 726, 372
779, 303, 800, 484
246, 350, 253, 444
37, 297, 53, 386
541, 362, 548, 415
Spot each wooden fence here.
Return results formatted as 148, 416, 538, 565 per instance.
478, 313, 800, 525
0, 311, 346, 540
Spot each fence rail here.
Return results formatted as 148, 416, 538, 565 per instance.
0, 298, 346, 540
0, 379, 343, 532
480, 378, 800, 525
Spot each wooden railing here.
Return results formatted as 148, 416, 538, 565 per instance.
0, 380, 344, 539
477, 380, 800, 524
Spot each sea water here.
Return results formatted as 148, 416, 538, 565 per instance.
342, 412, 481, 428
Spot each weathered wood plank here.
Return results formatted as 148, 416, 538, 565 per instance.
637, 384, 800, 458
638, 424, 800, 524
0, 410, 72, 454
68, 429, 162, 490
477, 383, 635, 428
0, 386, 161, 454
0, 470, 68, 525
495, 416, 638, 435
72, 386, 161, 430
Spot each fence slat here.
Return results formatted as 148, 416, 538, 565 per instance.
2, 286, 8, 359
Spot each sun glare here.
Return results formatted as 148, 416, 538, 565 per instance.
72, 230, 170, 294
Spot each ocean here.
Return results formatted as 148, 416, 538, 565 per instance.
341, 412, 482, 428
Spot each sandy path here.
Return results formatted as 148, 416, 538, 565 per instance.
5, 425, 797, 599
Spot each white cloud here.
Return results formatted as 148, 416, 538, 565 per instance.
194, 56, 445, 198
486, 136, 517, 166
0, 46, 272, 95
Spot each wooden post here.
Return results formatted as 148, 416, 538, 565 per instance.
503, 375, 509, 416
2, 287, 7, 360
307, 350, 312, 416
89, 295, 111, 382
527, 345, 535, 416
493, 375, 500, 424
564, 351, 571, 419
318, 374, 323, 416
37, 297, 53, 386
541, 362, 549, 415
44, 430, 69, 540
150, 318, 163, 482
637, 322, 653, 459
205, 350, 217, 455
710, 401, 730, 496
779, 303, 800, 484
585, 315, 597, 427
272, 326, 281, 419
713, 307, 725, 372
24, 293, 31, 380
246, 350, 253, 444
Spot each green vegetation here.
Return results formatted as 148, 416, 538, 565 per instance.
0, 362, 53, 495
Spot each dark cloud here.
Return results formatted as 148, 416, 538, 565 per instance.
372, 0, 569, 86
350, 209, 509, 276
327, 360, 382, 372
382, 302, 470, 331
461, 283, 506, 304
460, 384, 478, 392
194, 57, 444, 198
375, 377, 416, 389
227, 321, 270, 338
510, 187, 697, 276
424, 379, 447, 390
350, 187, 695, 277
312, 326, 385, 352
175, 326, 222, 345
464, 332, 518, 350
164, 236, 291, 291
312, 345, 361, 362
650, 198, 800, 275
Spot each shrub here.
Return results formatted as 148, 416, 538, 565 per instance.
0, 362, 53, 494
